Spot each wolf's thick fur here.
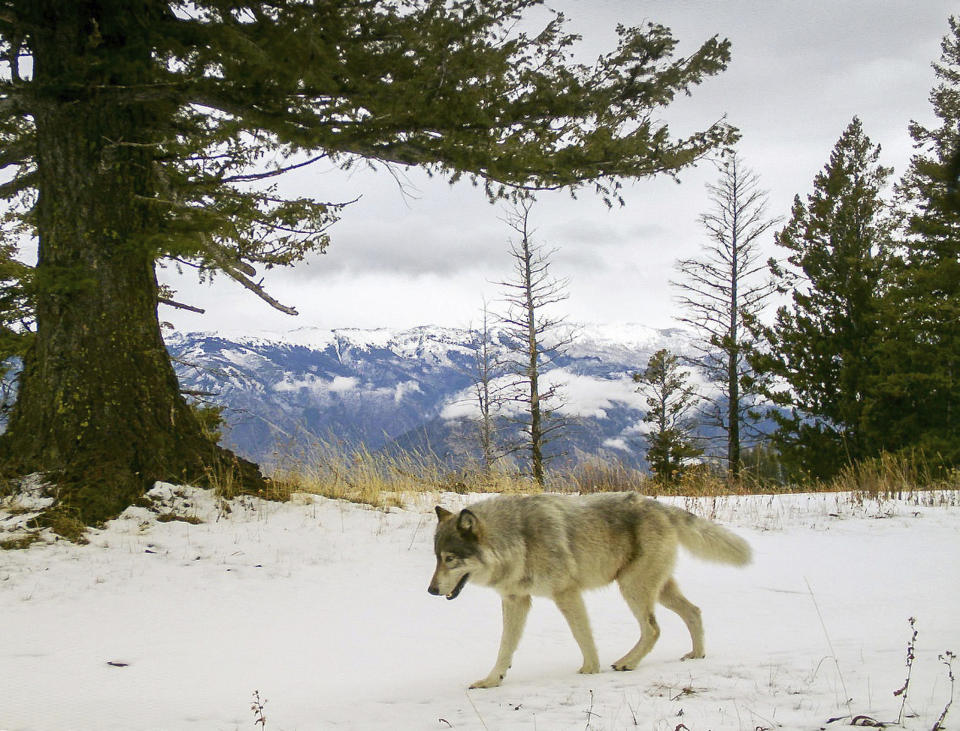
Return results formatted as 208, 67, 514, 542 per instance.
428, 492, 751, 688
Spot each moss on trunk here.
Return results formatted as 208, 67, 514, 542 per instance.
0, 1, 264, 525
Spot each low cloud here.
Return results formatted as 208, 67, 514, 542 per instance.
329, 376, 360, 393
393, 380, 421, 403
441, 370, 644, 422
547, 371, 642, 419
273, 374, 359, 397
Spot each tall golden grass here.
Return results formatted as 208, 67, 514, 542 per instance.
261, 440, 960, 508
266, 441, 539, 509
826, 450, 959, 497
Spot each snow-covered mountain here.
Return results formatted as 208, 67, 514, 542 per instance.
166, 323, 699, 469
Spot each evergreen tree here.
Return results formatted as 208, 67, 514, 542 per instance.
633, 349, 701, 483
879, 16, 960, 463
0, 238, 30, 363
0, 2, 734, 521
758, 117, 893, 480
673, 151, 778, 478
0, 238, 30, 420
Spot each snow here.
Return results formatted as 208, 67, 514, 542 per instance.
566, 323, 690, 359
2, 486, 958, 731
166, 322, 690, 366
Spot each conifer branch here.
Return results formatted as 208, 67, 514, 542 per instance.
158, 297, 205, 314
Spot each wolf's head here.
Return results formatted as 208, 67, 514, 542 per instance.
428, 506, 484, 600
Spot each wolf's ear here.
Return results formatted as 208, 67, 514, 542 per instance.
435, 506, 453, 522
456, 509, 483, 540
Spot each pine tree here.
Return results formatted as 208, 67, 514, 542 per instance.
758, 117, 894, 480
673, 151, 778, 478
879, 16, 960, 464
633, 349, 701, 483
0, 238, 30, 361
0, 2, 734, 521
0, 238, 29, 420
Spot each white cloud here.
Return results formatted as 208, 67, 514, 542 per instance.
439, 377, 519, 421
272, 374, 359, 397
393, 380, 421, 403
545, 370, 642, 419
440, 370, 645, 422
602, 437, 630, 452
329, 376, 360, 393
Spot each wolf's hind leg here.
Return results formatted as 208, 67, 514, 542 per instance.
612, 567, 665, 671
659, 577, 704, 660
553, 589, 601, 674
470, 594, 531, 689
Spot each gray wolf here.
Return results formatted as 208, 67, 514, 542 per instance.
427, 492, 751, 688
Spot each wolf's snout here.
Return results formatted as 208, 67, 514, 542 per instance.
428, 584, 440, 596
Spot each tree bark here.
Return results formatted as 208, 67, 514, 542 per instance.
727, 186, 741, 480
0, 2, 263, 523
523, 240, 545, 487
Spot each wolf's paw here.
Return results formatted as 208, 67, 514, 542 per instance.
681, 650, 705, 661
611, 657, 636, 672
469, 673, 504, 689
578, 660, 601, 674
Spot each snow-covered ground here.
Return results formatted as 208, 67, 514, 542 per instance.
2, 485, 958, 731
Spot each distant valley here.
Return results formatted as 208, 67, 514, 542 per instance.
167, 323, 702, 471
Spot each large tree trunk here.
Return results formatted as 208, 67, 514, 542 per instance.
1, 2, 262, 523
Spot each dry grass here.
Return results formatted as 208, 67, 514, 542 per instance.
826, 451, 959, 497
38, 507, 89, 544
561, 456, 647, 493
266, 441, 539, 509
156, 512, 205, 525
556, 459, 785, 497
0, 533, 41, 550
204, 456, 292, 505
260, 441, 960, 507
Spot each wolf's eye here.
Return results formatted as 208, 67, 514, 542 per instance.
443, 555, 456, 565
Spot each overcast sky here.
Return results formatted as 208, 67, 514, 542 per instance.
161, 1, 956, 335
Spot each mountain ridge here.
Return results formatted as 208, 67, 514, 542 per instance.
166, 322, 702, 470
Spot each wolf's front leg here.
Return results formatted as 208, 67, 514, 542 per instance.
553, 588, 601, 674
470, 594, 531, 689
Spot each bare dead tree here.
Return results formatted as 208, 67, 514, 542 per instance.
463, 298, 510, 470
673, 151, 779, 478
496, 200, 574, 485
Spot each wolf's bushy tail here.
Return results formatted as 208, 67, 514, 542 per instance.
666, 506, 752, 566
